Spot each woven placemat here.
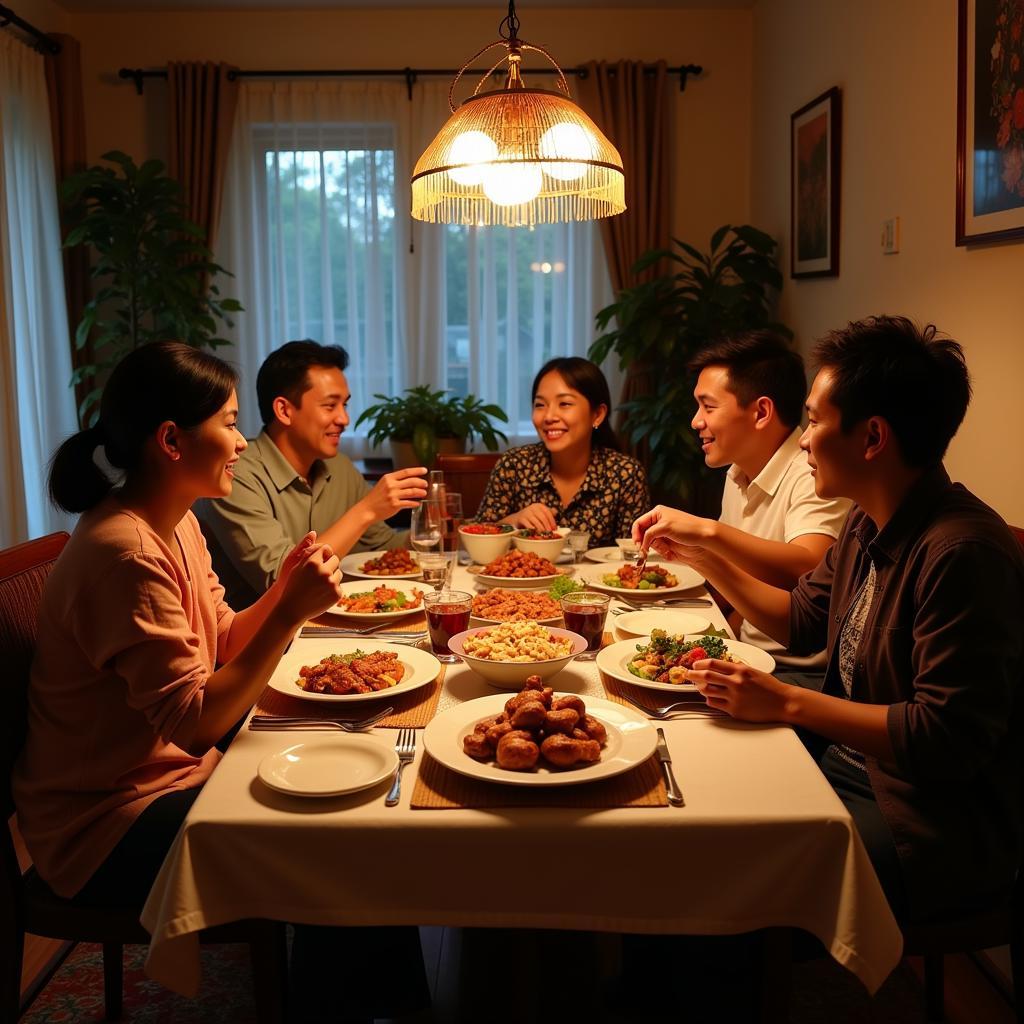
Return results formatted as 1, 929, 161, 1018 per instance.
254, 662, 445, 728
410, 752, 667, 809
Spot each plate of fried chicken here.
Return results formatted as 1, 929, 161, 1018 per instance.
423, 678, 657, 786
266, 639, 441, 703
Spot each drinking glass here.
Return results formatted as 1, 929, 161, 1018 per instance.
411, 499, 445, 589
427, 470, 446, 505
443, 492, 463, 576
559, 592, 610, 659
567, 530, 591, 564
423, 590, 473, 662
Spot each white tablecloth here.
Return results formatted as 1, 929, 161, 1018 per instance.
141, 567, 903, 997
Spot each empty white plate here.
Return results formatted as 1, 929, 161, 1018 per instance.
258, 734, 399, 797
613, 609, 712, 641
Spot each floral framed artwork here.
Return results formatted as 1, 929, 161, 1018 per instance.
790, 87, 841, 278
957, 0, 1024, 245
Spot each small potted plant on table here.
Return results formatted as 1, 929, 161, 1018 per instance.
355, 386, 508, 467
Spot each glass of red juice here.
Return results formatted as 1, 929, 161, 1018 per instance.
423, 590, 473, 663
560, 592, 610, 659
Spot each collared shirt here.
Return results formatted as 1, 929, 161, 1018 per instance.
789, 467, 1024, 922
475, 443, 650, 548
720, 428, 850, 664
197, 431, 400, 609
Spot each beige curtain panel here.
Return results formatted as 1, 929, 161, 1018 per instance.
44, 33, 90, 414
577, 59, 673, 459
167, 61, 240, 256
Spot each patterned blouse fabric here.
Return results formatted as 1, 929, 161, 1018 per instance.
830, 559, 878, 772
475, 443, 651, 549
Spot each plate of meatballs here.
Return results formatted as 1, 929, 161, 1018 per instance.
422, 676, 658, 786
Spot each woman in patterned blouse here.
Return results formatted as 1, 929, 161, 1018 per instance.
476, 357, 650, 548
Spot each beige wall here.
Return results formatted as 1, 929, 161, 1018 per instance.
11, 0, 72, 33
752, 0, 1024, 523
60, 5, 752, 247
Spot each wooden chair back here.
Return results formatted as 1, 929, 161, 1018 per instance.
435, 452, 502, 519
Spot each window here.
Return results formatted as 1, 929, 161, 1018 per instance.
254, 124, 401, 416
218, 81, 616, 447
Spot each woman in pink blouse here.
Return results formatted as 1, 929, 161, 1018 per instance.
14, 341, 345, 904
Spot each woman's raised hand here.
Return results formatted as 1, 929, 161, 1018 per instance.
276, 543, 344, 625
276, 531, 318, 590
513, 503, 559, 533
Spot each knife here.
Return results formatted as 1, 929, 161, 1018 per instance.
655, 727, 685, 807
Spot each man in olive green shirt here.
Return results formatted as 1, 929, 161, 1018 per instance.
200, 341, 427, 609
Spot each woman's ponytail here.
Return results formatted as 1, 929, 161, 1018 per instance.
48, 423, 114, 514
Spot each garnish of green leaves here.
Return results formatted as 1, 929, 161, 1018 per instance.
642, 629, 729, 660
548, 576, 585, 599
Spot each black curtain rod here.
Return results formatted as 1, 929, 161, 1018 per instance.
118, 63, 703, 99
0, 3, 61, 54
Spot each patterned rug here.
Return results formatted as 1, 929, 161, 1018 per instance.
21, 933, 927, 1023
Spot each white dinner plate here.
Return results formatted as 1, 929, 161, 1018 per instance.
422, 693, 657, 787
322, 580, 428, 621
584, 546, 664, 563
597, 635, 776, 693
341, 550, 422, 580
258, 734, 399, 797
468, 566, 573, 590
267, 638, 441, 703
576, 562, 705, 595
613, 609, 712, 641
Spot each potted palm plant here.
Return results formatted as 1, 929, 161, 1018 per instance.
589, 224, 790, 510
355, 386, 509, 467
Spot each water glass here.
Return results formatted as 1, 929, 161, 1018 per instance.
424, 590, 473, 663
567, 530, 591, 564
559, 592, 610, 659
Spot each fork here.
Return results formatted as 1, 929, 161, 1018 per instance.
613, 598, 712, 611
248, 706, 395, 733
615, 689, 711, 719
300, 625, 428, 638
385, 728, 417, 806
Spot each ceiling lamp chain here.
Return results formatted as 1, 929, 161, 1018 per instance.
411, 0, 626, 227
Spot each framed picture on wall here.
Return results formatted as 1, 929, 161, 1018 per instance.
790, 87, 841, 278
956, 0, 1024, 245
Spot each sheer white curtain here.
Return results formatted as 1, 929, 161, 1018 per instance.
216, 77, 618, 453
0, 34, 77, 546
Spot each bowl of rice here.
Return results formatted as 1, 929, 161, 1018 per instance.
448, 620, 587, 688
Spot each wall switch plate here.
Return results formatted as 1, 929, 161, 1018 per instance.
881, 217, 900, 254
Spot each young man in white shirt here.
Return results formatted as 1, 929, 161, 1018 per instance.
642, 331, 849, 666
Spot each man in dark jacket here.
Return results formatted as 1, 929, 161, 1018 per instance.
634, 315, 1023, 923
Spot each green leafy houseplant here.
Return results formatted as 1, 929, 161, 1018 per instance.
62, 150, 242, 425
589, 224, 790, 507
355, 386, 509, 467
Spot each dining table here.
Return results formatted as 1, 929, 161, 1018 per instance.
140, 558, 903, 999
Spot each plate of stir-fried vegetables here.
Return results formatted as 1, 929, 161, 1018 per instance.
323, 581, 426, 621
596, 630, 776, 692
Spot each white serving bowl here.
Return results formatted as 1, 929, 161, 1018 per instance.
448, 624, 587, 689
458, 522, 515, 565
511, 526, 570, 562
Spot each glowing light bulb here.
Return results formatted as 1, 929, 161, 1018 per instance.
481, 161, 543, 206
448, 131, 498, 186
539, 122, 595, 182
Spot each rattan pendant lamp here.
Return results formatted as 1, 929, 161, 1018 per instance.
411, 0, 626, 227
